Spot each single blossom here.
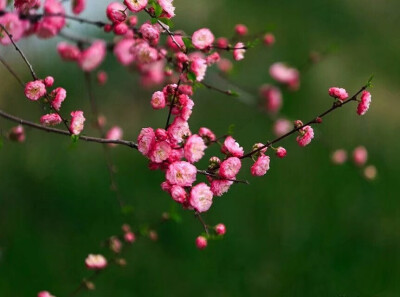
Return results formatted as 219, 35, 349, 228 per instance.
269, 62, 300, 90
198, 127, 216, 143
158, 0, 175, 18
189, 183, 213, 213
50, 87, 66, 110
221, 136, 244, 157
106, 126, 123, 147
37, 291, 55, 297
273, 118, 292, 137
0, 13, 25, 45
57, 42, 81, 61
70, 111, 86, 135
9, 125, 25, 142
184, 134, 207, 163
235, 24, 248, 36
97, 71, 108, 85
332, 149, 347, 165
149, 140, 172, 163
329, 87, 349, 101
353, 146, 368, 166
137, 127, 156, 156
85, 254, 107, 270
195, 236, 207, 249
215, 223, 226, 235
166, 161, 197, 187
151, 91, 166, 109
357, 90, 371, 115
190, 57, 207, 82
25, 80, 46, 101
296, 125, 314, 147
276, 147, 287, 158
44, 76, 55, 87
259, 84, 282, 113
219, 157, 242, 179
72, 0, 86, 14
233, 42, 246, 61
124, 231, 136, 243
170, 185, 187, 204
251, 155, 270, 177
192, 28, 215, 50
124, 0, 148, 12
106, 2, 126, 23
210, 180, 233, 197
263, 33, 275, 46
167, 117, 191, 145
36, 0, 66, 39
40, 113, 62, 126
78, 41, 106, 72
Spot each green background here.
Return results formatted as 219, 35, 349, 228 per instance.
1, 0, 399, 296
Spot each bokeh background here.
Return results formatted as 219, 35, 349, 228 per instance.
1, 0, 399, 296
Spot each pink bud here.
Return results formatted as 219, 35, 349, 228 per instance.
353, 146, 368, 166
263, 33, 275, 46
276, 147, 287, 158
9, 125, 25, 142
124, 232, 136, 243
44, 76, 54, 87
215, 223, 226, 235
234, 24, 248, 36
97, 71, 108, 85
195, 236, 207, 249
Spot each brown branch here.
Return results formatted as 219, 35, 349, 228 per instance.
195, 212, 209, 236
197, 169, 249, 185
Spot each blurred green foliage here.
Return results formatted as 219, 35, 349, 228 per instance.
1, 0, 399, 296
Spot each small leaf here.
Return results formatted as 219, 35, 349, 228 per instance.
228, 90, 239, 97
246, 38, 260, 48
152, 2, 163, 18
182, 37, 194, 49
187, 71, 197, 82
71, 134, 79, 143
367, 74, 374, 88
151, 18, 158, 25
227, 124, 235, 135
159, 17, 173, 28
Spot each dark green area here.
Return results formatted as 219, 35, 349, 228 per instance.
1, 0, 399, 296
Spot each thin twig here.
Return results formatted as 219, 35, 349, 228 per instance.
195, 212, 209, 236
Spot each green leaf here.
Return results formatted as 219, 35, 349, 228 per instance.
228, 90, 239, 97
71, 134, 79, 143
182, 37, 194, 49
152, 2, 163, 18
367, 74, 374, 88
246, 38, 260, 49
187, 71, 197, 82
151, 18, 158, 25
159, 17, 173, 28
227, 124, 235, 135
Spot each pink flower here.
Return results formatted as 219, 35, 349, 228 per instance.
221, 136, 244, 157
357, 90, 371, 116
184, 134, 206, 163
192, 28, 215, 50
158, 0, 175, 18
106, 126, 123, 147
166, 161, 197, 187
97, 71, 108, 85
149, 141, 172, 163
9, 125, 25, 142
269, 62, 300, 90
72, 0, 85, 15
328, 87, 349, 101
78, 41, 106, 72
25, 80, 46, 101
131, 41, 158, 64
36, 0, 66, 39
332, 149, 347, 165
276, 147, 287, 158
14, 0, 40, 11
251, 155, 270, 177
233, 42, 246, 61
235, 24, 248, 36
195, 236, 207, 249
40, 113, 62, 126
113, 22, 128, 35
210, 180, 233, 197
219, 157, 241, 179
44, 76, 54, 87
124, 0, 148, 12
106, 2, 126, 23
151, 91, 166, 109
170, 185, 187, 203
206, 52, 220, 65
273, 118, 292, 137
296, 125, 314, 147
198, 127, 216, 143
114, 38, 135, 66
263, 33, 275, 46
0, 0, 6, 10
57, 42, 81, 61
189, 183, 213, 213
37, 291, 55, 297
50, 87, 66, 110
85, 254, 107, 270
140, 23, 160, 44
259, 84, 282, 113
124, 231, 136, 243
215, 223, 226, 235
167, 117, 191, 145
137, 127, 156, 156
70, 111, 85, 135
166, 34, 184, 51
0, 13, 26, 45
190, 57, 207, 82
353, 146, 368, 166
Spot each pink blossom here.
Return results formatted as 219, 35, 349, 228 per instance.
276, 147, 287, 158
235, 24, 248, 36
106, 2, 126, 23
110, 236, 122, 253
216, 37, 229, 48
72, 0, 85, 15
251, 155, 270, 177
166, 34, 184, 51
70, 111, 85, 135
85, 254, 107, 270
124, 0, 148, 12
192, 28, 215, 50
113, 22, 129, 35
57, 42, 81, 61
25, 80, 46, 101
329, 87, 349, 101
273, 118, 292, 137
332, 149, 347, 165
131, 42, 158, 64
357, 90, 371, 116
170, 185, 187, 203
155, 128, 168, 141
259, 84, 282, 113
106, 126, 123, 147
195, 236, 207, 249
78, 41, 106, 72
184, 134, 207, 163
9, 125, 25, 142
137, 127, 156, 156
221, 136, 244, 157
158, 0, 175, 18
151, 91, 166, 109
219, 157, 241, 179
353, 146, 368, 166
37, 291, 55, 297
210, 179, 233, 197
44, 76, 54, 87
50, 87, 66, 110
14, 0, 40, 11
0, 13, 25, 45
124, 231, 136, 243
189, 183, 213, 213
252, 143, 268, 155
233, 42, 246, 61
215, 223, 226, 235
263, 33, 275, 46
114, 38, 135, 66
140, 23, 160, 44
296, 125, 314, 147
190, 57, 207, 81
269, 62, 300, 90
0, 0, 6, 10
206, 52, 220, 65
166, 161, 197, 187
149, 141, 172, 163
217, 58, 233, 73
198, 127, 216, 142
40, 113, 62, 126
97, 71, 108, 85
167, 148, 184, 163
36, 0, 66, 39
161, 181, 172, 193
167, 117, 191, 144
